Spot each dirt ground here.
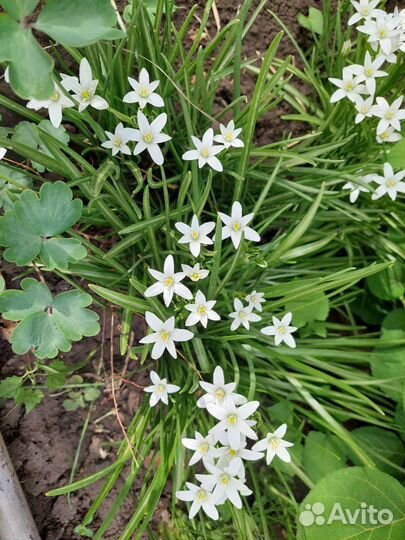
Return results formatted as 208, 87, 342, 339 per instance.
0, 1, 320, 538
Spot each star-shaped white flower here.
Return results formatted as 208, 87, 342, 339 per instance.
347, 52, 387, 95
175, 215, 215, 257
0, 148, 7, 160
182, 432, 220, 466
196, 462, 252, 509
261, 312, 297, 348
139, 311, 193, 359
376, 126, 402, 143
27, 83, 74, 128
348, 0, 384, 26
181, 263, 209, 282
144, 255, 192, 307
353, 95, 374, 123
246, 290, 265, 312
371, 162, 405, 201
357, 12, 400, 55
218, 201, 260, 249
229, 298, 261, 331
123, 68, 164, 109
208, 401, 260, 450
329, 68, 367, 103
61, 58, 109, 112
213, 120, 244, 148
185, 290, 220, 328
176, 482, 219, 520
143, 370, 180, 407
252, 424, 293, 465
216, 436, 263, 479
101, 122, 134, 156
197, 366, 247, 409
372, 96, 405, 135
342, 174, 373, 203
182, 128, 224, 171
126, 110, 171, 165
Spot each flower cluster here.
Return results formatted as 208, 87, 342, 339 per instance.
139, 201, 297, 357
343, 162, 405, 202
176, 366, 293, 520
330, 2, 405, 144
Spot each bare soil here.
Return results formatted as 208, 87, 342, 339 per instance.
0, 1, 320, 537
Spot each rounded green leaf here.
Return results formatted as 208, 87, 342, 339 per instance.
8, 28, 54, 99
0, 181, 86, 269
0, 0, 39, 20
303, 431, 347, 483
35, 0, 124, 47
367, 264, 405, 301
297, 467, 405, 540
0, 13, 20, 60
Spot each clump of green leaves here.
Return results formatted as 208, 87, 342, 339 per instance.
0, 278, 100, 358
0, 181, 86, 269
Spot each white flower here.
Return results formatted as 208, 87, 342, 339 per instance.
175, 215, 215, 257
329, 68, 367, 103
376, 126, 402, 143
216, 437, 263, 479
252, 424, 293, 465
61, 58, 109, 112
197, 366, 247, 409
196, 461, 252, 509
125, 110, 171, 165
143, 370, 180, 407
101, 122, 133, 156
208, 400, 260, 450
123, 68, 164, 109
371, 162, 405, 201
0, 148, 7, 160
4, 66, 9, 83
213, 120, 244, 149
229, 299, 261, 331
139, 311, 193, 359
181, 263, 209, 282
357, 12, 400, 55
218, 201, 260, 249
176, 482, 219, 520
246, 290, 265, 312
342, 174, 374, 203
144, 255, 192, 307
372, 96, 405, 135
348, 0, 383, 26
261, 312, 297, 348
353, 95, 375, 123
182, 432, 220, 466
182, 128, 224, 171
347, 52, 387, 95
185, 291, 220, 328
27, 83, 74, 128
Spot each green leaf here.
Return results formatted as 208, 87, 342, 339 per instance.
83, 387, 101, 402
367, 263, 405, 301
297, 467, 405, 539
63, 398, 81, 411
298, 7, 324, 35
35, 0, 124, 47
8, 28, 54, 99
285, 291, 329, 328
349, 427, 405, 476
0, 13, 20, 60
0, 181, 86, 270
0, 375, 23, 398
388, 139, 405, 170
15, 387, 44, 413
42, 359, 69, 390
303, 431, 347, 483
0, 278, 100, 359
0, 164, 32, 210
0, 0, 39, 20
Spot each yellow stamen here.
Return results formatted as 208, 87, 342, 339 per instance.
215, 388, 225, 401
278, 326, 287, 334
224, 131, 235, 142
229, 449, 237, 457
139, 87, 151, 98
198, 305, 207, 315
51, 91, 59, 102
160, 330, 171, 342
386, 111, 395, 120
200, 442, 209, 454
386, 179, 396, 188
228, 414, 237, 425
164, 277, 174, 287
219, 474, 230, 485
197, 490, 207, 502
201, 148, 210, 158
157, 384, 165, 395
81, 89, 91, 100
232, 222, 241, 231
191, 272, 201, 281
114, 137, 123, 147
143, 132, 154, 143
191, 231, 200, 240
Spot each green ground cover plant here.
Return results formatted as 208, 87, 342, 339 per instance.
0, 0, 404, 538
